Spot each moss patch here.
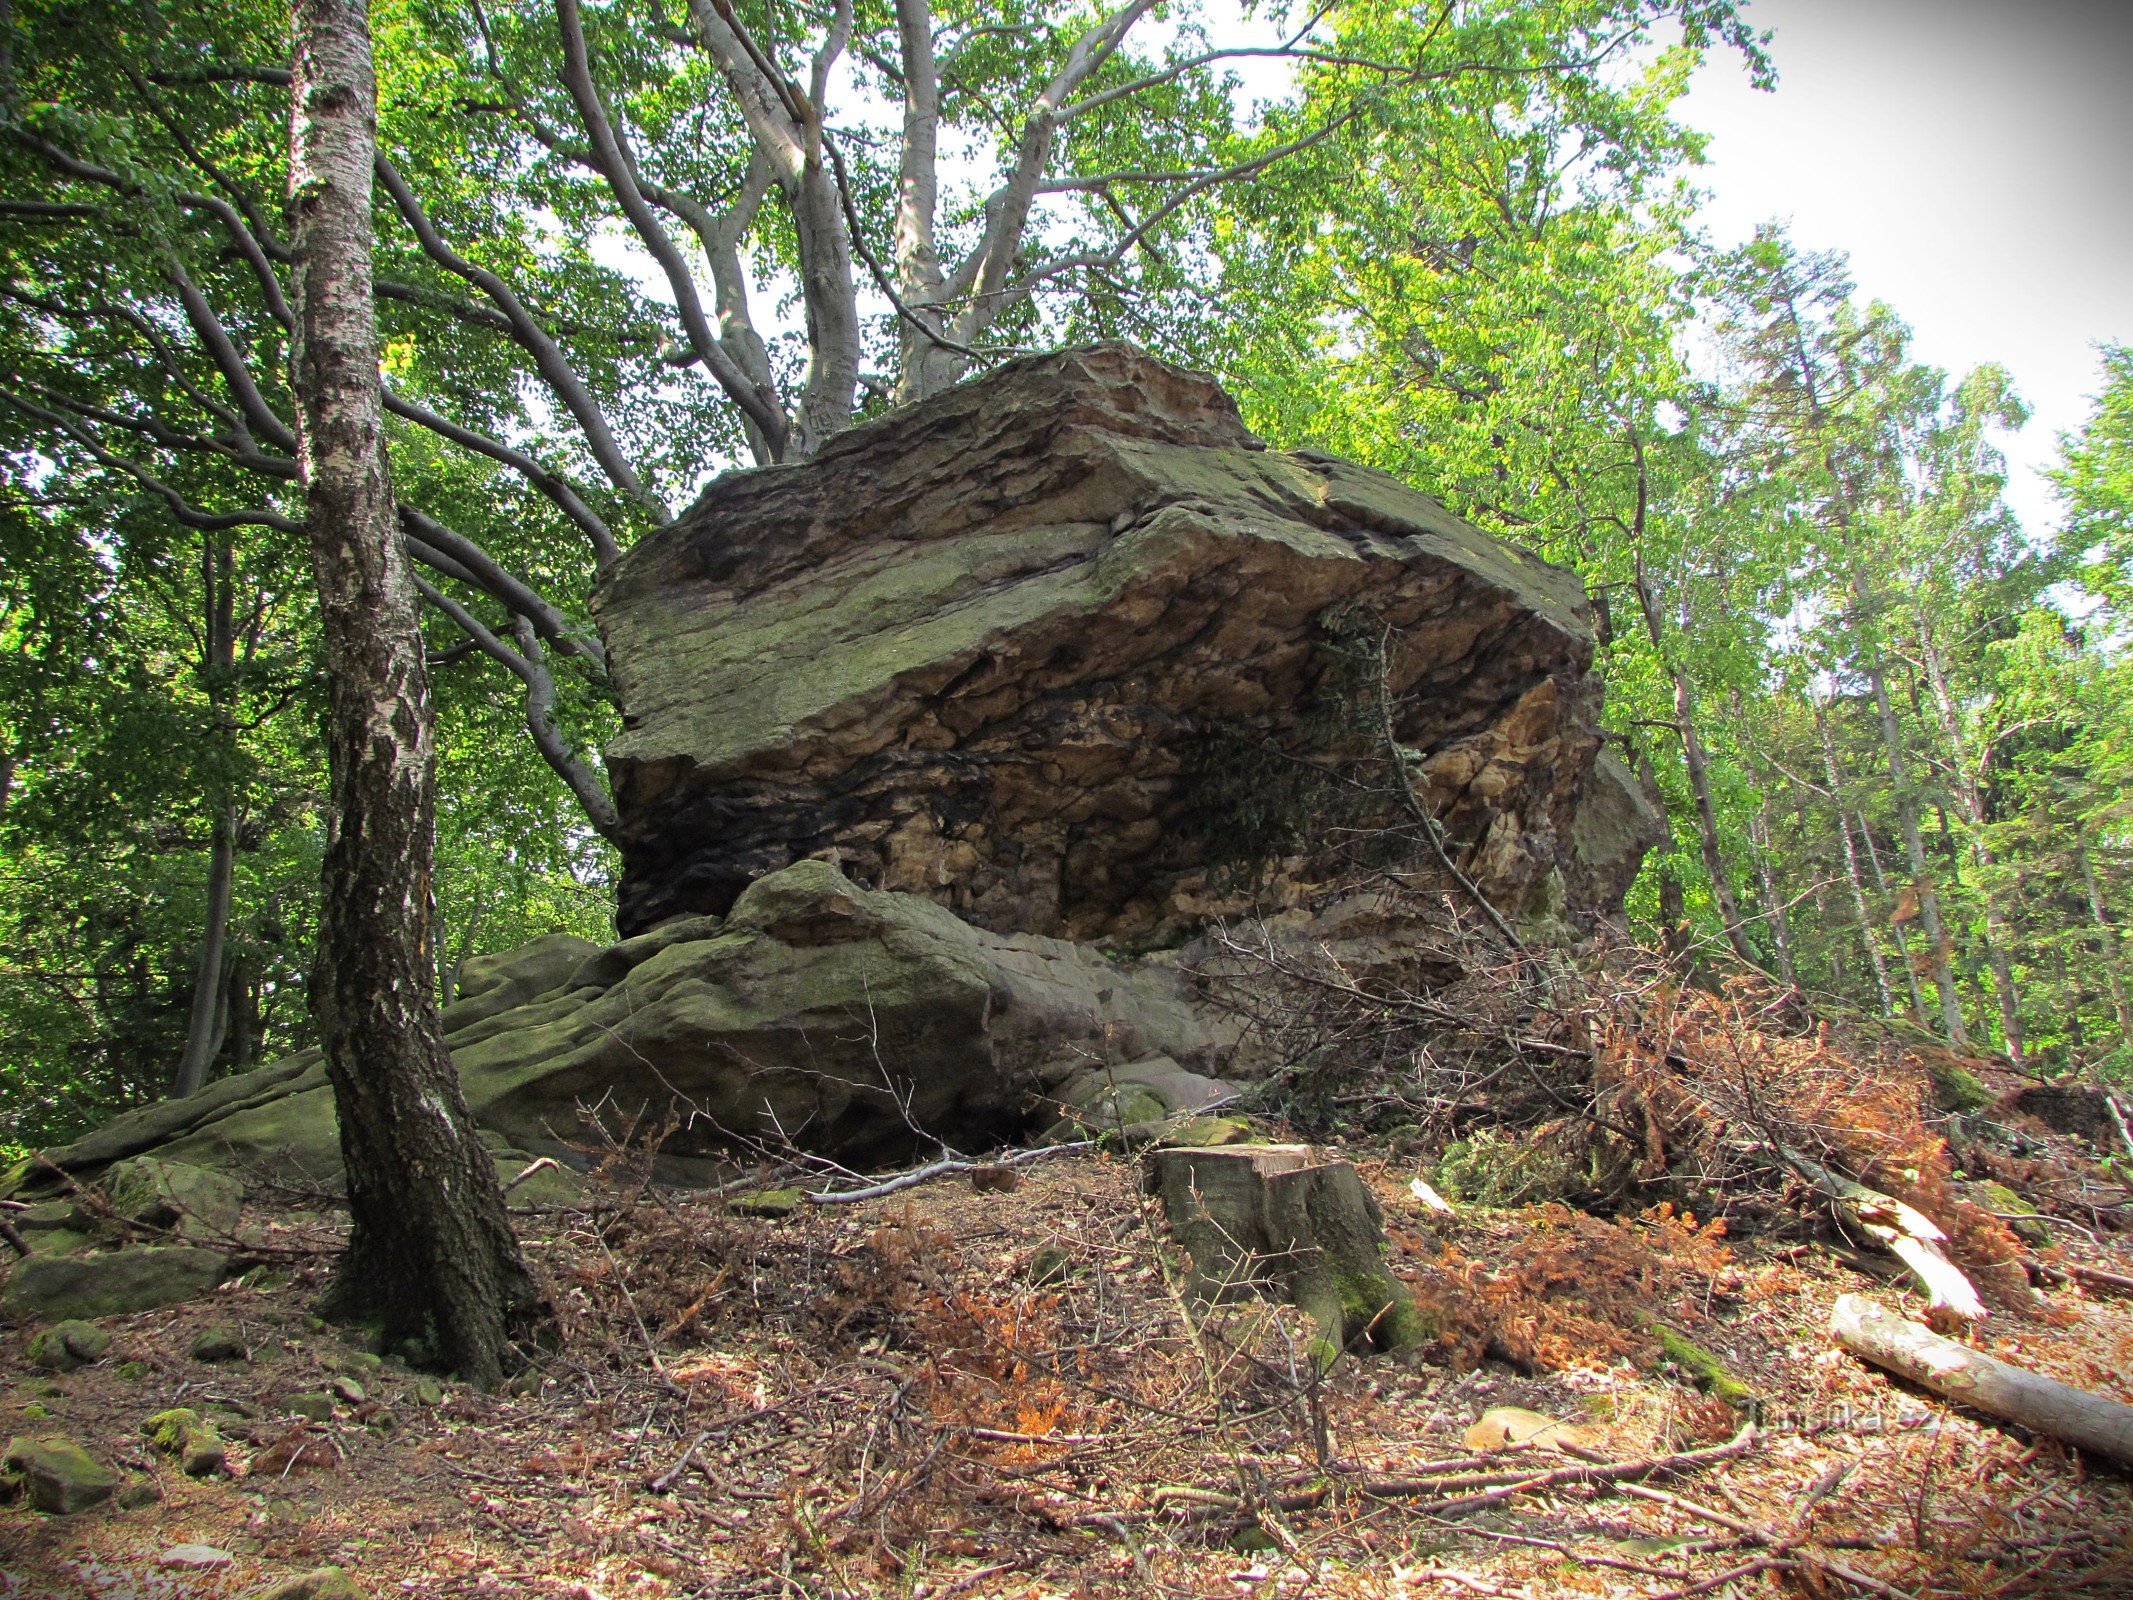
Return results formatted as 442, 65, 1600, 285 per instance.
1656, 1326, 1759, 1412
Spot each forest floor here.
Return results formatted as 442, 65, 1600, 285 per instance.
5, 1123, 2133, 1600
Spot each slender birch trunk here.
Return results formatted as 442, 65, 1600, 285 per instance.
1815, 703, 1896, 1016
1858, 803, 1930, 1024
1865, 654, 1968, 1044
288, 0, 545, 1384
1750, 790, 1797, 984
1913, 620, 2025, 1062
175, 534, 239, 1100
172, 803, 236, 1098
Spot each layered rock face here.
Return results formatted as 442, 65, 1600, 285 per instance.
599, 345, 1650, 943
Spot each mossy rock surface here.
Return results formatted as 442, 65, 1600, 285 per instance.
3, 1434, 118, 1513
143, 1407, 225, 1476
255, 1571, 366, 1600
102, 1156, 242, 1237
27, 1321, 111, 1371
1656, 1326, 1760, 1411
595, 344, 1627, 943
18, 862, 1226, 1185
1928, 1060, 1992, 1114
2, 1247, 228, 1322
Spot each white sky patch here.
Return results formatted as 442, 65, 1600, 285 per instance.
1678, 0, 2133, 536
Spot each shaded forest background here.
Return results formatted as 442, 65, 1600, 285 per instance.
4, 0, 2130, 1152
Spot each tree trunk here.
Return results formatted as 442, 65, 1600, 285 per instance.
1865, 658, 1968, 1044
1750, 786, 1797, 985
1144, 1144, 1428, 1364
2078, 846, 2133, 1042
1914, 622, 2024, 1062
1857, 808, 1931, 1025
171, 803, 236, 1098
288, 0, 545, 1385
1816, 703, 1895, 1015
1631, 558, 1756, 966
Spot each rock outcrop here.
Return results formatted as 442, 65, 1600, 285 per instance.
7, 347, 1661, 1193
597, 344, 1652, 943
19, 861, 1222, 1187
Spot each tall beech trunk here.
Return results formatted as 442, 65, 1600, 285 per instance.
172, 803, 236, 1098
1865, 655, 1967, 1044
1749, 789, 1797, 985
288, 0, 544, 1384
1857, 804, 1930, 1025
174, 534, 239, 1100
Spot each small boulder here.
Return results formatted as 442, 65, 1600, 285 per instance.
27, 1320, 112, 1371
190, 1328, 248, 1363
144, 1407, 226, 1477
255, 1570, 365, 1600
1, 1246, 228, 1321
327, 1376, 366, 1406
1024, 1245, 1074, 1287
14, 1200, 97, 1257
114, 1476, 161, 1509
1463, 1405, 1597, 1454
286, 1392, 335, 1422
3, 1434, 118, 1513
159, 1544, 233, 1569
101, 1156, 243, 1238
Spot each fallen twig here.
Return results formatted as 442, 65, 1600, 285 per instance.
805, 1140, 1094, 1204
1379, 1425, 1757, 1510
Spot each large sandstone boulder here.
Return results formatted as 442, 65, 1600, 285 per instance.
596, 344, 1654, 943
13, 862, 1221, 1188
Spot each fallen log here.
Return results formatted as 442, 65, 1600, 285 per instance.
1788, 1151, 1984, 1320
1829, 1293, 2133, 1466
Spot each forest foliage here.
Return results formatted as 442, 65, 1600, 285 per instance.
2, 0, 2129, 1150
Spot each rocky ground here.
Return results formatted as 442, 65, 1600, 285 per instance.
5, 1114, 2133, 1600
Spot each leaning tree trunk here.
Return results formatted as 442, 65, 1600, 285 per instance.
288, 0, 545, 1384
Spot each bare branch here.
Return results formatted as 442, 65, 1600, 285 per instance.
160, 258, 298, 452
0, 386, 301, 534
398, 504, 605, 674
411, 573, 621, 838
382, 386, 620, 567
554, 0, 792, 460
809, 0, 856, 107
374, 154, 672, 523
939, 0, 1156, 348
13, 376, 296, 480
638, 154, 778, 399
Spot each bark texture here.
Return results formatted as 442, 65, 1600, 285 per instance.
288, 0, 542, 1383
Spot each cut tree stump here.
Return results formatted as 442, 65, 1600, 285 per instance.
1830, 1293, 2133, 1466
1144, 1144, 1429, 1363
